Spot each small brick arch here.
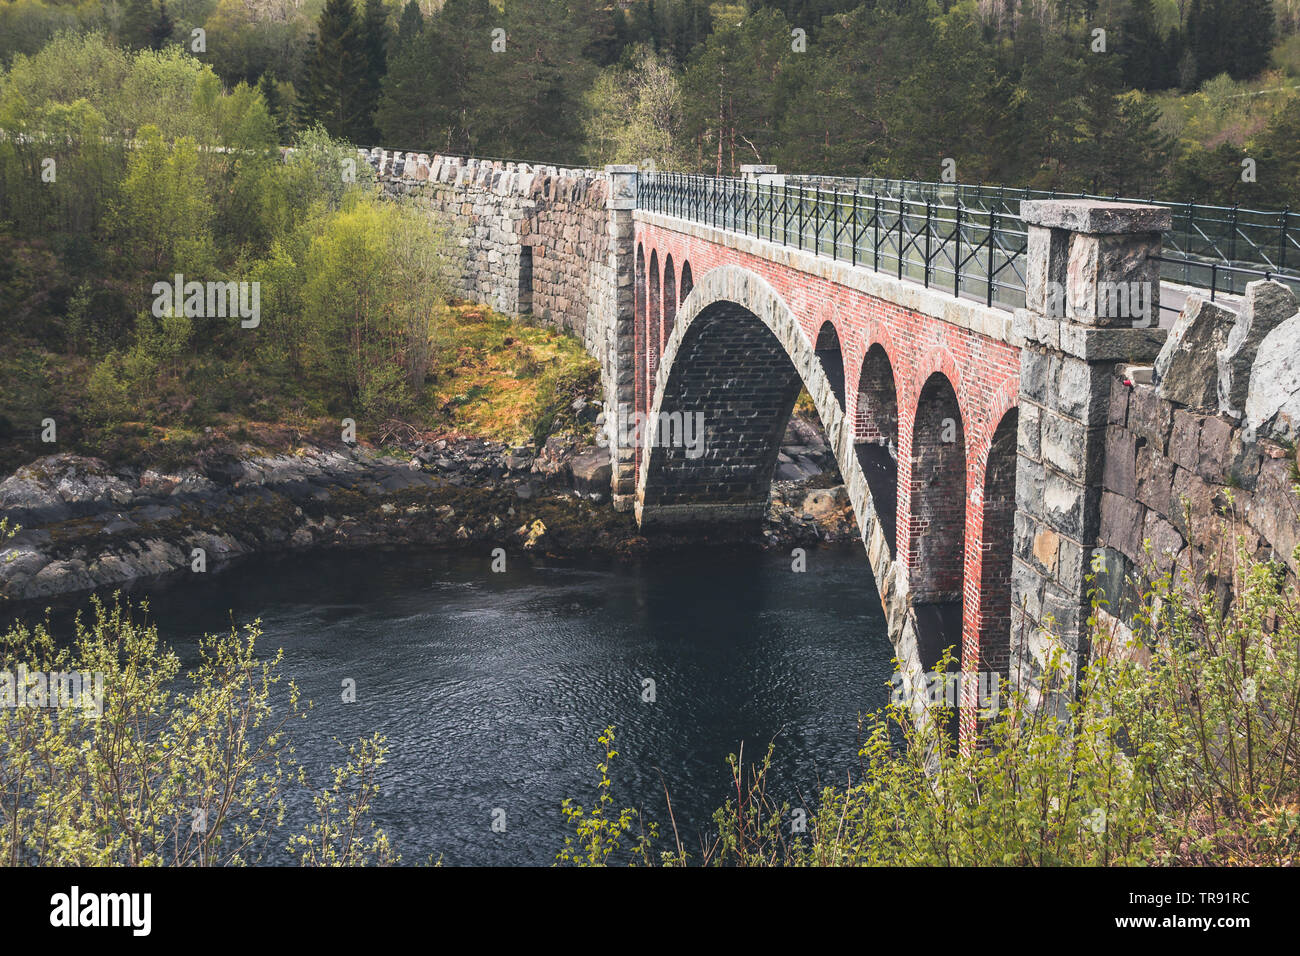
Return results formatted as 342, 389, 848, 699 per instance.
906, 344, 964, 418
909, 370, 967, 671
679, 261, 693, 302
854, 344, 900, 558
663, 255, 677, 342
649, 250, 661, 390
974, 406, 1018, 679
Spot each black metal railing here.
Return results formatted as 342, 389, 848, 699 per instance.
1147, 254, 1300, 314
639, 172, 1028, 310
358, 144, 1300, 308
786, 174, 1300, 301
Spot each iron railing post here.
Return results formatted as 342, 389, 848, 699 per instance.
897, 197, 905, 280
798, 184, 805, 251
873, 194, 880, 272
815, 187, 822, 255
924, 200, 932, 287
954, 202, 962, 298
852, 188, 860, 267
987, 208, 997, 307
1282, 208, 1290, 273
1229, 203, 1239, 266
783, 183, 790, 246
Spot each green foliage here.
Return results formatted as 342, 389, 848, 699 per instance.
556, 726, 657, 866
582, 45, 687, 169
111, 125, 217, 281
3, 1, 1298, 198
287, 735, 397, 866
0, 597, 395, 865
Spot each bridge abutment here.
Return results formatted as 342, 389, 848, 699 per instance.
1010, 200, 1171, 703
604, 165, 640, 510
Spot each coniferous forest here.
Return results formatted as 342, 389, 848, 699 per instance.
2, 0, 1299, 204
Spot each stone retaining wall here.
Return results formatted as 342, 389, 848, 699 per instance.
368, 149, 617, 371
1096, 280, 1300, 625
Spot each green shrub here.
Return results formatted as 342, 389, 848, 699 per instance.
573, 542, 1300, 867
0, 597, 395, 866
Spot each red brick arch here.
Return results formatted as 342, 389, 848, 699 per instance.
631, 219, 1023, 733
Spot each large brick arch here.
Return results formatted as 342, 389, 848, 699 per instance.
635, 264, 900, 599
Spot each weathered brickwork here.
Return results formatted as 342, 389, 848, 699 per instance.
634, 216, 1023, 703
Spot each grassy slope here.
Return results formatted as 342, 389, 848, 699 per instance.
0, 302, 600, 474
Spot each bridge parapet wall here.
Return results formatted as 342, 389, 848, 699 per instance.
1095, 281, 1300, 636
373, 149, 620, 377
1015, 200, 1300, 704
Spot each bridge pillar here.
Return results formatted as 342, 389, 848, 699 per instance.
605, 165, 640, 509
1011, 200, 1170, 704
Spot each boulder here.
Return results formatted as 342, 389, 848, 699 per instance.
569, 446, 611, 500
1244, 311, 1300, 445
1154, 296, 1237, 409
1217, 280, 1298, 419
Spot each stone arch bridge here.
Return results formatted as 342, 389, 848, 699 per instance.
375, 149, 1300, 735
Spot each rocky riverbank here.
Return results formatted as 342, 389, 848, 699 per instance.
0, 418, 859, 603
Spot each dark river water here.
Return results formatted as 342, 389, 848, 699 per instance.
3, 544, 895, 865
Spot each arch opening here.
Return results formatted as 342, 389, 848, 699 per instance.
909, 372, 966, 674
638, 300, 807, 531
976, 407, 1018, 681
854, 344, 899, 558
679, 261, 693, 302
814, 321, 846, 411
649, 251, 661, 389
663, 256, 677, 342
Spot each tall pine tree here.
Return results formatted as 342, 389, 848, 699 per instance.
299, 0, 372, 143
396, 0, 424, 50
1120, 0, 1166, 91
360, 0, 390, 143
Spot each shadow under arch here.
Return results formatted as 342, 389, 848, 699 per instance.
854, 343, 900, 559
633, 265, 918, 671
908, 370, 967, 673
